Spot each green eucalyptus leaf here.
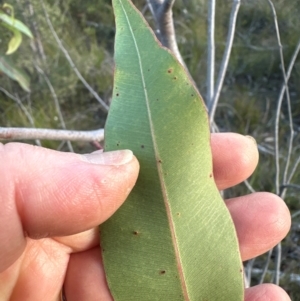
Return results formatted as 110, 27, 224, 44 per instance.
4, 23, 22, 54
101, 0, 244, 300
0, 11, 33, 38
0, 56, 30, 92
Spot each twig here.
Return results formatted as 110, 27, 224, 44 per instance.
277, 38, 300, 185
0, 88, 32, 123
0, 128, 104, 142
0, 87, 42, 146
292, 210, 300, 219
280, 184, 300, 192
26, 0, 47, 64
267, 0, 292, 286
274, 243, 282, 285
268, 0, 293, 197
288, 153, 300, 184
209, 0, 241, 123
34, 65, 74, 152
245, 258, 256, 287
259, 249, 273, 284
268, 0, 294, 197
207, 0, 215, 106
147, 0, 184, 65
243, 179, 256, 193
252, 268, 300, 284
39, 0, 109, 112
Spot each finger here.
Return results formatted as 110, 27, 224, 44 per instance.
64, 246, 113, 301
64, 254, 292, 301
53, 133, 259, 253
0, 143, 139, 271
245, 284, 290, 301
0, 238, 67, 300
226, 192, 291, 261
53, 228, 100, 253
211, 133, 258, 190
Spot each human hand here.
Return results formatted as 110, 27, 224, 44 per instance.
0, 133, 291, 300
0, 144, 139, 300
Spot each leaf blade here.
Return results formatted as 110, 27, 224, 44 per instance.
0, 11, 33, 38
0, 56, 31, 92
4, 24, 23, 54
101, 1, 244, 300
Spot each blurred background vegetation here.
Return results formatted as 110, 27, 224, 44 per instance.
1, 0, 300, 299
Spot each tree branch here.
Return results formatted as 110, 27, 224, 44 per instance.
26, 0, 47, 64
207, 0, 216, 106
147, 0, 184, 65
0, 127, 104, 142
269, 0, 297, 197
34, 64, 74, 152
259, 249, 273, 284
0, 87, 42, 146
208, 0, 241, 124
268, 0, 295, 287
39, 0, 109, 113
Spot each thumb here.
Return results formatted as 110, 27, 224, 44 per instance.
0, 143, 139, 271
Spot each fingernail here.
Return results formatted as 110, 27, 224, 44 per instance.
82, 150, 133, 166
245, 135, 257, 146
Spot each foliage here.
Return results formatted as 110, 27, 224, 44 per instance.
0, 0, 113, 151
102, 1, 243, 299
0, 3, 33, 91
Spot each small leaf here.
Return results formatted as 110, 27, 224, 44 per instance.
101, 0, 244, 300
4, 24, 22, 54
0, 56, 30, 92
0, 11, 33, 38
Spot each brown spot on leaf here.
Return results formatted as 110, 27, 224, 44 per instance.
167, 68, 173, 73
159, 270, 166, 275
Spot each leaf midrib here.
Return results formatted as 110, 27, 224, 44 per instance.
117, 1, 189, 299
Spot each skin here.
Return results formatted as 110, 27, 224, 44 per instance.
0, 133, 291, 301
